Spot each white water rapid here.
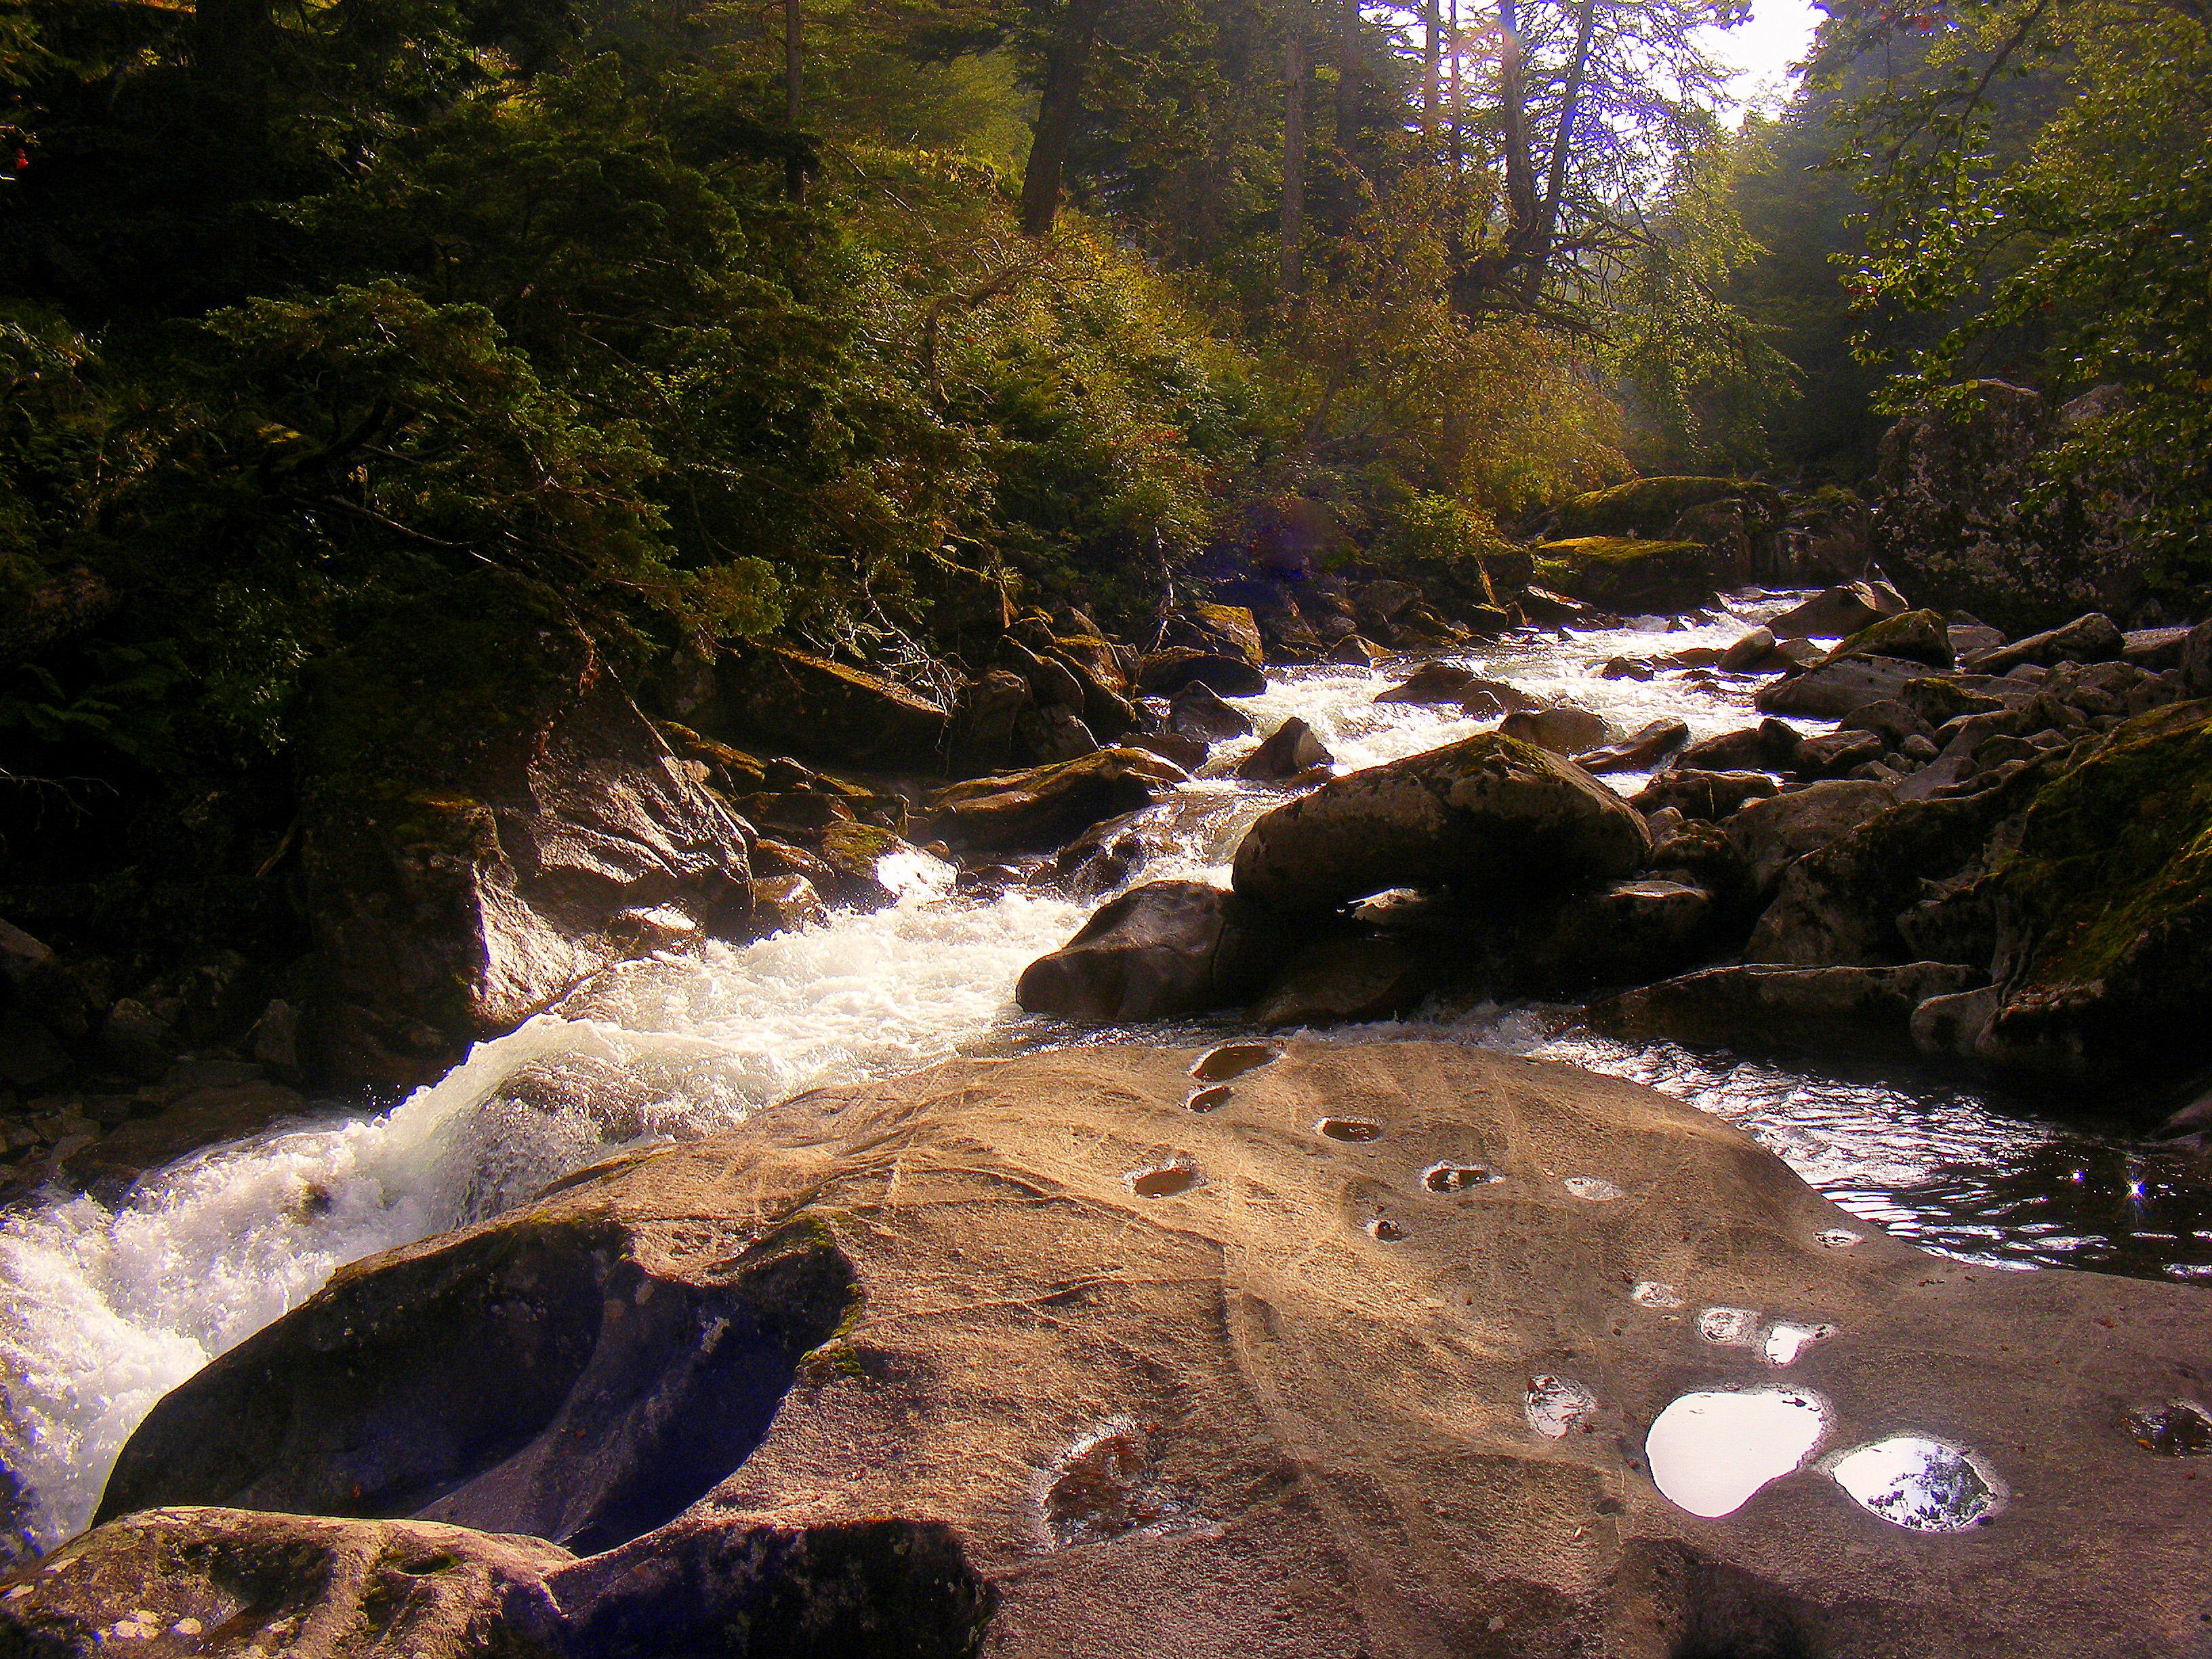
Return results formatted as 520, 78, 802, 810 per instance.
0, 592, 2194, 1554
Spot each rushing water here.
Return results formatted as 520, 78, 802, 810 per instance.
3, 592, 2207, 1554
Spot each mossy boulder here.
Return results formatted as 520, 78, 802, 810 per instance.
1552, 476, 1775, 540
921, 747, 1190, 852
1972, 700, 2212, 1092
1534, 537, 1721, 614
1816, 609, 1955, 672
299, 575, 752, 1093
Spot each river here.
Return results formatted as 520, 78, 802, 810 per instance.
3, 590, 2205, 1555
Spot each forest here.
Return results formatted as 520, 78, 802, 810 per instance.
1, 0, 2207, 977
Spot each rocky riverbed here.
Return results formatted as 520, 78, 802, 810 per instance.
7, 575, 2212, 1654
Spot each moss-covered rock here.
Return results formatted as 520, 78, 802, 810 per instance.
1533, 537, 1721, 613
718, 647, 953, 770
1816, 608, 1955, 672
1974, 699, 2212, 1092
1552, 476, 1771, 540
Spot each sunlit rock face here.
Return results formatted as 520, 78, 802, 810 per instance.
15, 1041, 2212, 1658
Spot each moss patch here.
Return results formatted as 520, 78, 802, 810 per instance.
1992, 701, 2212, 995
1822, 609, 1954, 670
1534, 538, 1719, 612
1553, 477, 1759, 539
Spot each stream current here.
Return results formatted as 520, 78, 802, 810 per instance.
4, 591, 2208, 1555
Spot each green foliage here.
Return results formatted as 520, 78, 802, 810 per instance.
1820, 0, 2212, 576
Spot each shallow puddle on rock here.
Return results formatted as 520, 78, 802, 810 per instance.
1631, 1281, 1685, 1309
1818, 1228, 1863, 1250
1645, 1386, 1830, 1519
1185, 1085, 1231, 1113
1128, 1162, 1202, 1198
1824, 1436, 2004, 1532
1366, 1217, 1408, 1242
1563, 1176, 1622, 1201
1422, 1162, 1498, 1193
1696, 1306, 1762, 1347
2122, 1400, 2212, 1456
1525, 1375, 1598, 1439
1761, 1320, 1837, 1366
1317, 1117, 1383, 1143
1189, 1043, 1278, 1082
1043, 1419, 1168, 1547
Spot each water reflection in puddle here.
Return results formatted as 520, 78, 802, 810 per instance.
1190, 1043, 1278, 1082
1823, 1437, 2004, 1532
1761, 1320, 1836, 1366
1366, 1217, 1408, 1242
1526, 1375, 1598, 1438
1563, 1176, 1622, 1202
1318, 1117, 1383, 1143
1697, 1306, 1761, 1347
1422, 1162, 1498, 1193
1631, 1281, 1685, 1309
1128, 1162, 1202, 1198
2123, 1400, 2212, 1456
1185, 1085, 1231, 1113
1818, 1229, 1862, 1250
1645, 1387, 1830, 1518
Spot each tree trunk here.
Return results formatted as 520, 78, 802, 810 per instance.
1447, 0, 1462, 175
1495, 0, 1538, 237
1334, 0, 1362, 162
1523, 0, 1598, 293
1282, 19, 1307, 296
784, 0, 804, 202
1019, 0, 1111, 237
1422, 0, 1441, 143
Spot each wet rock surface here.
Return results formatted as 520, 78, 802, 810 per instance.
30, 1043, 2212, 1658
1231, 733, 1649, 914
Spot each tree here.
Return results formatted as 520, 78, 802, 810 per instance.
1818, 0, 2212, 573
1019, 0, 1111, 233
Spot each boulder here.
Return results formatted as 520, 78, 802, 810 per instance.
1675, 720, 1801, 773
1235, 717, 1334, 782
1966, 700, 2212, 1093
922, 747, 1189, 853
1351, 580, 1422, 638
298, 579, 752, 1093
1134, 648, 1268, 698
1187, 602, 1264, 668
2179, 619, 2212, 695
1534, 537, 1721, 613
2121, 626, 2192, 672
1725, 779, 1897, 893
1050, 811, 1167, 898
950, 669, 1036, 773
1588, 962, 1983, 1052
1325, 634, 1392, 666
48, 1042, 2212, 1659
1873, 381, 2158, 634
1577, 718, 1689, 774
1511, 878, 1715, 995
1838, 699, 1936, 748
0, 1506, 992, 1659
1963, 612, 2125, 674
1496, 703, 1610, 756
1015, 881, 1289, 1021
1815, 609, 1954, 672
1718, 626, 1784, 672
1551, 475, 1776, 548
1247, 935, 1435, 1027
1167, 680, 1255, 741
1793, 729, 1885, 779
1372, 663, 1534, 709
1948, 623, 2007, 658
1231, 733, 1650, 914
1765, 582, 1904, 639
1742, 774, 2042, 968
1630, 769, 1778, 821
720, 646, 951, 769
1755, 655, 1929, 718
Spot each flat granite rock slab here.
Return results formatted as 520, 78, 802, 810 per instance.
14, 1042, 2212, 1659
